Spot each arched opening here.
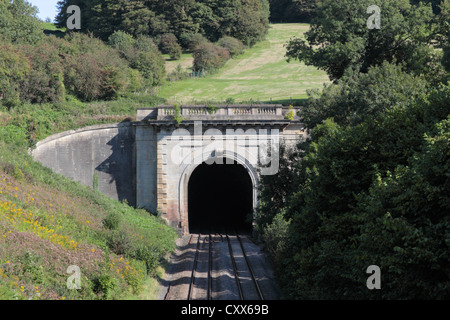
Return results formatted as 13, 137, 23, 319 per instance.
188, 158, 253, 234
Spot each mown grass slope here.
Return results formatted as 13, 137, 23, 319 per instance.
159, 23, 330, 104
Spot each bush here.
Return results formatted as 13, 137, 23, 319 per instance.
103, 212, 121, 230
92, 273, 118, 300
0, 44, 30, 108
19, 42, 66, 104
179, 33, 209, 51
159, 33, 182, 60
261, 212, 291, 263
108, 30, 135, 54
109, 32, 166, 87
217, 36, 245, 57
62, 33, 131, 101
193, 42, 231, 72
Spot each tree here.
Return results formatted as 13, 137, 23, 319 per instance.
286, 0, 442, 81
268, 0, 318, 22
210, 0, 270, 45
0, 0, 44, 45
159, 33, 182, 60
257, 62, 450, 299
301, 62, 429, 129
56, 0, 269, 47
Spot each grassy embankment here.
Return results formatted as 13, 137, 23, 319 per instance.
160, 23, 330, 105
0, 92, 177, 300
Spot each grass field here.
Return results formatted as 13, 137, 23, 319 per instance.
159, 23, 330, 105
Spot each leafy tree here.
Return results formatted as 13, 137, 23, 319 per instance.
56, 0, 269, 46
0, 0, 44, 45
301, 62, 429, 129
354, 117, 449, 299
215, 0, 270, 46
179, 32, 209, 51
160, 33, 183, 60
286, 0, 443, 81
268, 0, 318, 22
257, 62, 450, 299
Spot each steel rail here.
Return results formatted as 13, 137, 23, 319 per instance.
208, 234, 213, 300
226, 234, 244, 300
236, 234, 264, 300
187, 234, 201, 300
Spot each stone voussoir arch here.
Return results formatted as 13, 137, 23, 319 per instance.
178, 149, 260, 233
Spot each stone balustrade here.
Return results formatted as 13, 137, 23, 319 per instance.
136, 105, 301, 122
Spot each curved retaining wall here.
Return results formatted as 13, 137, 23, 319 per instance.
31, 123, 136, 206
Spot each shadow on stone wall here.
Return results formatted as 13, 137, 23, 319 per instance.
95, 121, 136, 207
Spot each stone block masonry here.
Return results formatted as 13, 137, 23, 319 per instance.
32, 106, 307, 234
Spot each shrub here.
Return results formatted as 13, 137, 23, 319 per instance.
92, 273, 118, 300
19, 42, 66, 104
108, 30, 135, 53
103, 212, 121, 230
179, 33, 209, 51
217, 36, 245, 57
109, 32, 166, 87
159, 33, 182, 60
193, 42, 231, 72
261, 212, 291, 263
62, 34, 130, 101
0, 44, 30, 108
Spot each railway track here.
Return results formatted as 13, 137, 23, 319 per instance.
166, 233, 266, 301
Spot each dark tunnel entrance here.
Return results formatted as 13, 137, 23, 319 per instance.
188, 159, 253, 234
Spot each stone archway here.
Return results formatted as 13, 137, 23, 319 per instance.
178, 151, 259, 234
187, 159, 253, 233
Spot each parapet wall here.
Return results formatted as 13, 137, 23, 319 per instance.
31, 123, 137, 206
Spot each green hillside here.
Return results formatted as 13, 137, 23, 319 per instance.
160, 24, 330, 104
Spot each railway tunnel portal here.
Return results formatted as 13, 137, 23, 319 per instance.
32, 105, 307, 235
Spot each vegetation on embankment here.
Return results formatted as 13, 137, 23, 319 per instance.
0, 55, 171, 298
256, 0, 450, 300
0, 93, 177, 300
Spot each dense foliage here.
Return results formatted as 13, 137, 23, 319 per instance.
268, 0, 318, 22
286, 0, 449, 82
0, 0, 167, 107
258, 0, 449, 302
257, 62, 449, 299
193, 42, 231, 72
55, 0, 270, 46
1, 33, 159, 105
0, 0, 44, 45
